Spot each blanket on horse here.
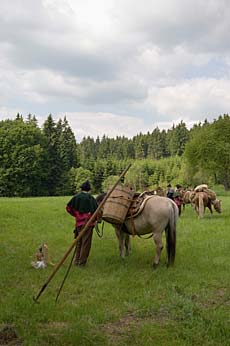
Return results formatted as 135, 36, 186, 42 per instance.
126, 192, 155, 219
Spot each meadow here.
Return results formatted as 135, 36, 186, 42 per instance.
0, 195, 229, 346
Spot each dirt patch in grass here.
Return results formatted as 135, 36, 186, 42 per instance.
38, 321, 69, 337
206, 288, 229, 308
101, 313, 140, 335
100, 309, 170, 344
192, 287, 230, 309
42, 321, 68, 329
0, 325, 23, 345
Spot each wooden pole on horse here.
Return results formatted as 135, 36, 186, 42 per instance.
33, 163, 132, 303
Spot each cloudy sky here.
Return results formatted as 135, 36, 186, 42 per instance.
0, 0, 230, 142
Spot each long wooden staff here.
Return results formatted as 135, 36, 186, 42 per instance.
33, 163, 131, 303
55, 243, 77, 303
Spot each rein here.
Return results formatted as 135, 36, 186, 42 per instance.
95, 221, 104, 238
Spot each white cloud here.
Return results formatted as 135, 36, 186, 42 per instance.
147, 78, 230, 120
0, 0, 230, 140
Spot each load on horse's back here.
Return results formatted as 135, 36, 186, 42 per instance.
194, 184, 217, 200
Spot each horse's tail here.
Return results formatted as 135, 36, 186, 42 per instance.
166, 201, 177, 266
198, 193, 204, 218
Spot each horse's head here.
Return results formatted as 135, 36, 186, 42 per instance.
213, 199, 222, 213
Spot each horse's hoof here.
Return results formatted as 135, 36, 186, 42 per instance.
153, 263, 158, 270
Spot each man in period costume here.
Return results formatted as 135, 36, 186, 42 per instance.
166, 184, 175, 200
66, 180, 98, 267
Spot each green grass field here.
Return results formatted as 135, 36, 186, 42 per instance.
0, 196, 229, 346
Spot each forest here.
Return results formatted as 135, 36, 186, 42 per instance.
0, 113, 229, 196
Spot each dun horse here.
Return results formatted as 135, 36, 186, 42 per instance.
193, 191, 222, 218
96, 194, 178, 268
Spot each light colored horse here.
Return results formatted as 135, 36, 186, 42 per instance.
193, 191, 222, 218
97, 194, 178, 268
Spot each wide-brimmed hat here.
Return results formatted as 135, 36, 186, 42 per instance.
80, 180, 91, 191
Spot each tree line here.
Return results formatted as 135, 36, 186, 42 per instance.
0, 113, 229, 197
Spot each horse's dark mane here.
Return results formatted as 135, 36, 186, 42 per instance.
96, 192, 107, 204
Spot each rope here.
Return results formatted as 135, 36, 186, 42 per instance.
95, 221, 104, 238
108, 195, 137, 203
129, 208, 136, 237
137, 233, 153, 239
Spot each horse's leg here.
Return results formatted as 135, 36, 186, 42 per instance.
191, 202, 196, 211
125, 234, 131, 256
207, 202, 213, 214
115, 227, 126, 259
194, 204, 199, 216
198, 194, 204, 218
153, 232, 163, 269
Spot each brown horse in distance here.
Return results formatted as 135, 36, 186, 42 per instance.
193, 191, 222, 218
